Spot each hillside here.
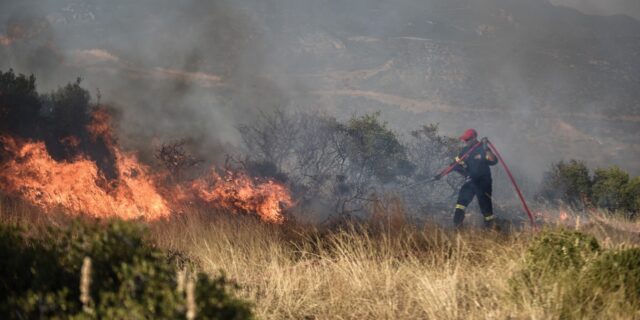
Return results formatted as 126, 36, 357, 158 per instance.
1, 0, 639, 178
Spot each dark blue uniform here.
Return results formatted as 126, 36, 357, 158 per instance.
452, 142, 498, 228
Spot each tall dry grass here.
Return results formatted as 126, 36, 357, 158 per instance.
147, 205, 640, 320
3, 195, 639, 319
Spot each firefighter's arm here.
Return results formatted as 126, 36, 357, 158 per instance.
452, 155, 468, 175
481, 137, 498, 166
485, 149, 498, 166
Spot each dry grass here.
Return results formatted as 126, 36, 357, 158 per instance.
3, 196, 639, 319
147, 206, 640, 320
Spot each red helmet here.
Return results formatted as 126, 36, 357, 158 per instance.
459, 128, 477, 141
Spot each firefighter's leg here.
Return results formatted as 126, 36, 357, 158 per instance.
454, 181, 475, 229
476, 180, 495, 228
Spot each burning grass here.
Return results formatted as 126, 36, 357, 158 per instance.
0, 109, 294, 223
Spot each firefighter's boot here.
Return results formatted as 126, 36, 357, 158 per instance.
453, 204, 466, 229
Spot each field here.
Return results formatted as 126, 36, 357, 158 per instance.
3, 197, 640, 319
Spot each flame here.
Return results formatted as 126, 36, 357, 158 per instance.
87, 108, 114, 144
0, 110, 293, 223
559, 210, 569, 222
0, 35, 11, 46
191, 170, 293, 223
0, 136, 169, 220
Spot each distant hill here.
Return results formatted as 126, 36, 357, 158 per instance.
1, 0, 639, 177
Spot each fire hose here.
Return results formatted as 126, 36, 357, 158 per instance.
486, 141, 537, 229
406, 139, 537, 229
403, 140, 483, 189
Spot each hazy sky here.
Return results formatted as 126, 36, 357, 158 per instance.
551, 0, 640, 20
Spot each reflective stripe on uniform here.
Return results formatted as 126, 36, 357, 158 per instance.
455, 204, 466, 210
484, 215, 496, 221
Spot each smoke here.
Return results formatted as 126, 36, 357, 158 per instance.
0, 0, 294, 163
550, 0, 640, 20
1, 0, 639, 188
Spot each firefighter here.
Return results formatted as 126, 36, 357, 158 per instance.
447, 129, 498, 229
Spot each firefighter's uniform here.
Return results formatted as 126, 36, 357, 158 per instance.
452, 140, 498, 228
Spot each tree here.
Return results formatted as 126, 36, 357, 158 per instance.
49, 77, 92, 140
338, 112, 414, 183
624, 177, 640, 214
236, 108, 299, 169
537, 160, 592, 207
404, 123, 460, 211
155, 139, 202, 182
0, 69, 41, 138
592, 166, 630, 212
237, 109, 459, 218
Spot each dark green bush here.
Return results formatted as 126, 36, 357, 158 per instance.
511, 230, 640, 318
0, 220, 252, 319
537, 160, 591, 207
538, 161, 640, 215
339, 112, 414, 183
582, 247, 640, 303
524, 229, 600, 277
624, 177, 640, 214
558, 247, 640, 318
592, 166, 631, 212
510, 229, 601, 302
0, 69, 41, 138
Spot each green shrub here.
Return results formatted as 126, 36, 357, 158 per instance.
524, 229, 600, 277
510, 229, 600, 302
538, 161, 640, 215
0, 69, 41, 138
0, 220, 253, 319
559, 248, 640, 318
592, 167, 630, 212
538, 160, 592, 207
340, 112, 414, 182
582, 248, 640, 303
624, 177, 640, 214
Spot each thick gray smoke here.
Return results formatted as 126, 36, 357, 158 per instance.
1, 0, 639, 184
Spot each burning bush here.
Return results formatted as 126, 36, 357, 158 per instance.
0, 220, 252, 319
155, 139, 202, 182
0, 70, 294, 223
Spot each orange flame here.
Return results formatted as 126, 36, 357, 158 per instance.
87, 108, 114, 144
0, 110, 294, 223
0, 136, 169, 220
559, 210, 569, 222
191, 170, 293, 223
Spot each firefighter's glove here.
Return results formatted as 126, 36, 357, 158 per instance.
481, 137, 489, 149
433, 173, 442, 181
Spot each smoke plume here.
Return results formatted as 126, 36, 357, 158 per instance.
1, 0, 639, 187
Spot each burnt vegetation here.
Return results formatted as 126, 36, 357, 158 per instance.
0, 69, 119, 180
155, 139, 202, 182
2, 69, 639, 221
1, 68, 640, 318
237, 109, 461, 217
